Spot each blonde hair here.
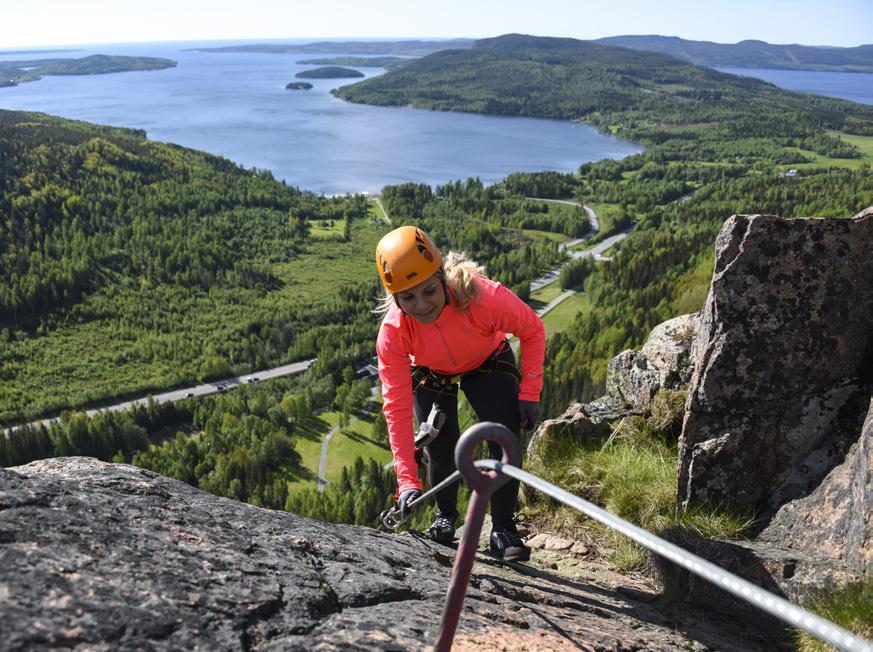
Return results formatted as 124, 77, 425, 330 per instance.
374, 250, 486, 316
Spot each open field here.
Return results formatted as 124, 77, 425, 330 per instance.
522, 228, 571, 243
540, 292, 591, 337
323, 415, 391, 482
529, 280, 565, 309
781, 132, 873, 171
309, 218, 347, 238
286, 407, 390, 494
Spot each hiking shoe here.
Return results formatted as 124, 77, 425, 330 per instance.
489, 523, 530, 562
425, 513, 457, 544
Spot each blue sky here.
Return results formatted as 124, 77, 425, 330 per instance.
2, 0, 870, 48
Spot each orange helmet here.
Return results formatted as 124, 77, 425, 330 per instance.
375, 226, 442, 292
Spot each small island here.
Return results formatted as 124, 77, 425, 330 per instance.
285, 81, 313, 90
295, 66, 364, 79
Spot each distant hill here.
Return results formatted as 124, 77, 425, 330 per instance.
594, 35, 873, 72
333, 33, 873, 125
191, 39, 475, 57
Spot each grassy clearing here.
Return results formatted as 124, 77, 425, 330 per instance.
273, 221, 386, 306
286, 407, 390, 493
781, 133, 873, 171
367, 199, 388, 223
528, 281, 566, 313
531, 282, 565, 303
524, 391, 754, 572
309, 218, 347, 238
285, 414, 331, 493
522, 228, 571, 243
840, 132, 873, 158
324, 417, 391, 482
540, 292, 591, 337
795, 577, 873, 651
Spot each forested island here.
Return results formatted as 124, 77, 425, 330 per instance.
295, 66, 364, 79
594, 34, 873, 72
285, 81, 313, 90
0, 54, 177, 87
2, 36, 872, 631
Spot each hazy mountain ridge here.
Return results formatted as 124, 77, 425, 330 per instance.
594, 34, 873, 72
189, 39, 475, 56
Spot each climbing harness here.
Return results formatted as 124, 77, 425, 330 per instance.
410, 339, 521, 396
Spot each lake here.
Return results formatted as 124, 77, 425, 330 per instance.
718, 67, 873, 106
0, 41, 642, 195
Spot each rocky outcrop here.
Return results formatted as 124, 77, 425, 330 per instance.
607, 313, 698, 412
758, 398, 872, 575
529, 313, 697, 458
672, 208, 873, 603
678, 209, 873, 524
0, 457, 774, 651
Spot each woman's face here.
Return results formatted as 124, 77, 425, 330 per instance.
395, 273, 446, 324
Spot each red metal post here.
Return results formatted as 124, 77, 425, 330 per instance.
433, 422, 519, 651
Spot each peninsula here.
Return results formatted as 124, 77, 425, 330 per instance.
0, 54, 177, 87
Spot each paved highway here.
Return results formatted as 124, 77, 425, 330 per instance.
4, 358, 316, 436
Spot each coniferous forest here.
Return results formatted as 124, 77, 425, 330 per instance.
2, 34, 873, 530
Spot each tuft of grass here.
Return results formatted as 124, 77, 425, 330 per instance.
795, 577, 873, 651
524, 391, 754, 572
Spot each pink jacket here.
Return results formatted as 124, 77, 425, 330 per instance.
377, 276, 546, 492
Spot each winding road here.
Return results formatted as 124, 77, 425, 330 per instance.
528, 199, 636, 313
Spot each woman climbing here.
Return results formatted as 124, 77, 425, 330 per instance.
375, 225, 546, 561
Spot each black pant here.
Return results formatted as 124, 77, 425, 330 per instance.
413, 346, 522, 529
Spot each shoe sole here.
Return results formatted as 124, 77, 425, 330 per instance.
489, 547, 530, 563
427, 532, 456, 545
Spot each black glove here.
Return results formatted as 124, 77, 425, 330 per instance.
518, 400, 541, 430
398, 488, 421, 518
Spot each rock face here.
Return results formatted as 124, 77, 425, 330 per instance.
758, 398, 873, 575
0, 457, 774, 651
677, 209, 873, 582
529, 313, 697, 458
678, 210, 873, 520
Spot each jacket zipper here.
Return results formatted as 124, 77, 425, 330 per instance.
434, 323, 458, 368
